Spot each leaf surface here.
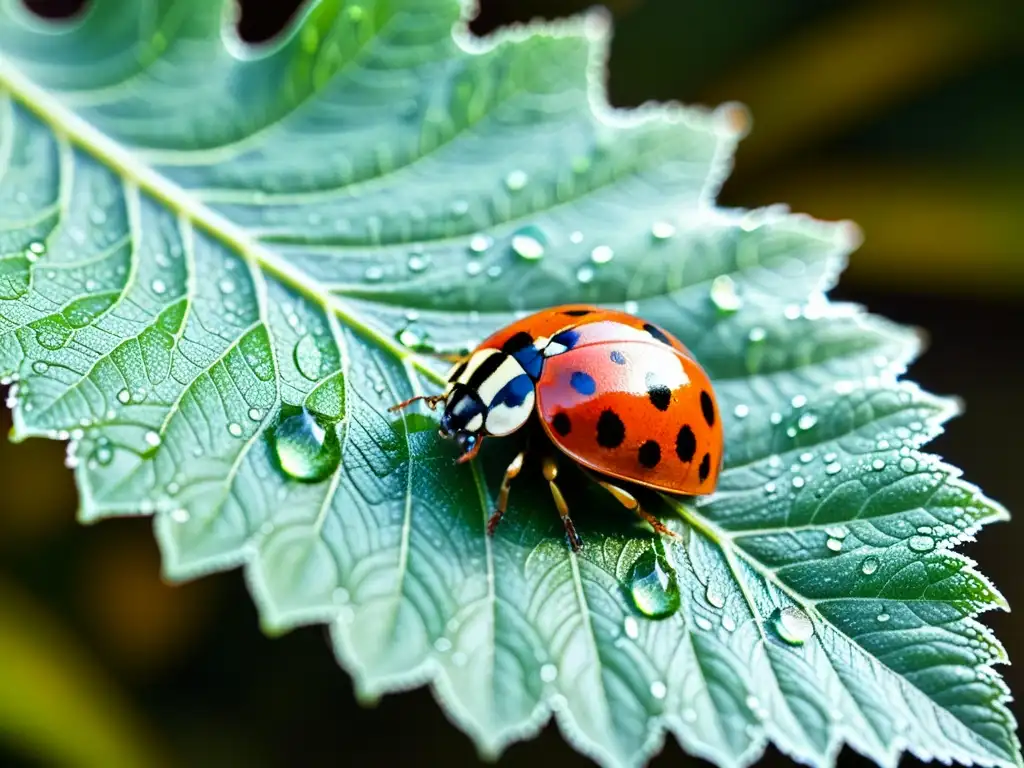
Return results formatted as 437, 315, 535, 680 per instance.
0, 2, 1017, 766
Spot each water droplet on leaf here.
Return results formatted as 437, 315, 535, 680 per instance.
590, 245, 614, 264
651, 222, 676, 240
709, 275, 742, 313
770, 606, 814, 645
272, 408, 341, 483
627, 548, 680, 620
861, 556, 879, 575
504, 169, 528, 191
510, 225, 547, 261
908, 535, 935, 553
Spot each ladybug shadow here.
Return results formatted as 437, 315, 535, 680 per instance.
476, 422, 669, 551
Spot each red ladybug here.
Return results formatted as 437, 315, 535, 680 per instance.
390, 305, 723, 550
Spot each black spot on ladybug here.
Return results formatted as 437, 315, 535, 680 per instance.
562, 309, 593, 317
638, 440, 661, 468
675, 424, 696, 462
643, 323, 672, 346
610, 350, 626, 365
645, 372, 671, 411
552, 411, 572, 436
501, 331, 534, 354
570, 371, 596, 395
700, 390, 715, 427
698, 452, 711, 483
596, 409, 625, 448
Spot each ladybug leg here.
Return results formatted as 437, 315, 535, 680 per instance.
594, 479, 679, 540
388, 393, 445, 413
542, 456, 583, 552
487, 448, 527, 536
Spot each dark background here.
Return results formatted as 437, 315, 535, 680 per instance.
2, 0, 1022, 766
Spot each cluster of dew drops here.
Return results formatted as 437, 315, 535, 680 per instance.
360, 167, 689, 299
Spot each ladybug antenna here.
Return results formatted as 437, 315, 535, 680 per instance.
388, 394, 445, 413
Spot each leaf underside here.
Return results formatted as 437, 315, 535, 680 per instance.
0, 1, 1017, 767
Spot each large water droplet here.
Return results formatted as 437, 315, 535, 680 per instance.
272, 408, 341, 483
861, 556, 879, 575
364, 266, 384, 282
540, 663, 558, 683
510, 225, 547, 261
899, 457, 918, 473
770, 606, 814, 645
871, 458, 886, 471
650, 681, 667, 700
825, 461, 842, 475
709, 275, 742, 313
576, 266, 595, 284
627, 548, 680, 620
590, 245, 614, 264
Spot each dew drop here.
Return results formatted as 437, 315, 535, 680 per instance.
272, 408, 341, 483
682, 708, 697, 723
486, 265, 503, 279
627, 548, 680, 620
510, 225, 547, 261
434, 637, 452, 653
709, 275, 742, 313
219, 278, 236, 294
364, 266, 384, 282
826, 538, 843, 552
908, 535, 935, 553
144, 431, 161, 448
872, 459, 886, 471
294, 335, 323, 382
228, 422, 243, 438
569, 230, 584, 244
763, 482, 777, 495
590, 245, 614, 264
791, 476, 805, 489
706, 585, 725, 609
899, 457, 918, 473
861, 556, 879, 575
623, 300, 639, 314
31, 361, 48, 374
249, 408, 263, 421
450, 199, 469, 216
825, 461, 842, 475
695, 616, 713, 631
170, 508, 190, 524
650, 681, 667, 700
791, 394, 808, 409
877, 612, 891, 623
798, 413, 818, 430
407, 253, 429, 272
504, 169, 529, 191
540, 664, 558, 683
722, 616, 737, 632
748, 327, 766, 343
94, 444, 113, 466
624, 616, 639, 639
576, 266, 595, 284
151, 279, 167, 295
651, 221, 676, 240
468, 234, 493, 254
770, 606, 814, 645
465, 261, 483, 276
799, 452, 814, 464
769, 412, 782, 425
734, 404, 749, 419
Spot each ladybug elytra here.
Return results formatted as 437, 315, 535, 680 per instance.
390, 305, 723, 551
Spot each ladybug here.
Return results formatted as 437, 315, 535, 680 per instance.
390, 304, 723, 551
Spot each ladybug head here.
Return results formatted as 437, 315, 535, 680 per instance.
439, 385, 486, 458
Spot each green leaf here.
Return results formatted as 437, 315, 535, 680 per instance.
0, 2, 1017, 767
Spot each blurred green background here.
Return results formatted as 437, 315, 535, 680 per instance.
2, 0, 1021, 765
